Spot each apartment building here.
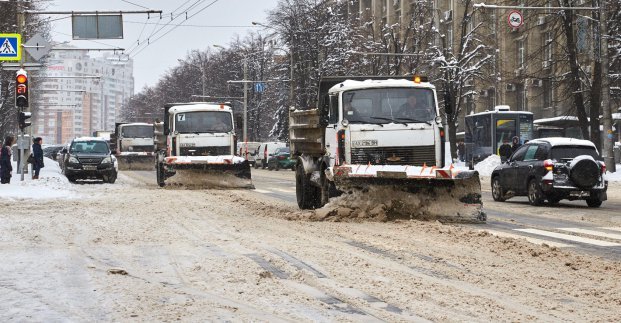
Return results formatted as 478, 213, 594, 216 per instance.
36, 48, 133, 144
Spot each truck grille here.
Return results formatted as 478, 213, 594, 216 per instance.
78, 157, 103, 165
350, 145, 436, 166
180, 146, 230, 156
128, 145, 153, 153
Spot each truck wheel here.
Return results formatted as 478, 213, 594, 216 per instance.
254, 161, 259, 169
528, 179, 544, 206
156, 162, 166, 187
586, 197, 602, 208
296, 162, 318, 209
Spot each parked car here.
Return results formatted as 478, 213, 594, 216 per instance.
254, 142, 287, 169
267, 147, 295, 171
61, 137, 118, 183
43, 144, 65, 161
57, 143, 70, 171
491, 137, 607, 207
237, 141, 261, 167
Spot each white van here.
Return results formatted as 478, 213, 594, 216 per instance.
255, 141, 287, 169
237, 141, 261, 166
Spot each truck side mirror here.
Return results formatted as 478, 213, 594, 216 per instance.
444, 93, 453, 115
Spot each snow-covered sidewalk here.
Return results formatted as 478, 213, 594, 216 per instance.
0, 157, 77, 200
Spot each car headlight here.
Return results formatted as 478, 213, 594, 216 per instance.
101, 156, 112, 164
69, 156, 79, 163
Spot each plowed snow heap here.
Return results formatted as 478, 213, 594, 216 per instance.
154, 103, 253, 189
289, 76, 484, 222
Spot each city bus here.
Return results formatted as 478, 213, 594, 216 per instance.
464, 106, 534, 167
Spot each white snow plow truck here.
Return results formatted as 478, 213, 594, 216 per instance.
154, 102, 253, 188
289, 76, 484, 222
110, 122, 155, 170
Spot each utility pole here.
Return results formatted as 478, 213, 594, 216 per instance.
17, 4, 27, 181
599, 1, 615, 172
243, 58, 248, 145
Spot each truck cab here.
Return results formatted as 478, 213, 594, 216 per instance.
111, 122, 155, 170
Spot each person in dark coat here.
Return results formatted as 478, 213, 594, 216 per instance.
457, 141, 466, 162
511, 136, 522, 154
498, 138, 512, 161
32, 137, 44, 179
1, 135, 15, 184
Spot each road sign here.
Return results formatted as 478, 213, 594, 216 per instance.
0, 34, 21, 61
508, 10, 524, 29
255, 82, 266, 93
24, 33, 51, 61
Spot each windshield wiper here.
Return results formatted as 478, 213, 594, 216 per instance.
370, 116, 408, 126
394, 117, 432, 126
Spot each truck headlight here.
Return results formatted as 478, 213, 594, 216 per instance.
101, 156, 112, 164
69, 156, 79, 164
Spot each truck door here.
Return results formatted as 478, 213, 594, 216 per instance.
324, 94, 339, 166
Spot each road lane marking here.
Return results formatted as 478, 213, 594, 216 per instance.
483, 230, 572, 248
272, 188, 295, 193
515, 229, 621, 247
253, 189, 272, 194
559, 228, 621, 241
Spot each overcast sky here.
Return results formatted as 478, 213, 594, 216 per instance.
47, 0, 280, 91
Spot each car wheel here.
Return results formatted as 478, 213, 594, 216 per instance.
67, 176, 76, 183
262, 160, 267, 169
528, 179, 544, 206
570, 157, 599, 189
586, 197, 602, 208
105, 171, 117, 184
491, 177, 505, 202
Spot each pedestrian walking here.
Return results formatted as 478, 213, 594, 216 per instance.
457, 141, 466, 162
499, 138, 512, 161
1, 135, 15, 184
32, 137, 44, 179
511, 136, 522, 154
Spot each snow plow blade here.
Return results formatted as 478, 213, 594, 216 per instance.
160, 157, 253, 189
332, 166, 484, 223
117, 154, 154, 171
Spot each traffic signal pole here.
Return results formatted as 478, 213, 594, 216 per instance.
17, 8, 26, 181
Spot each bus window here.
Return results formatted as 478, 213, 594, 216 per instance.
519, 114, 534, 142
495, 119, 516, 154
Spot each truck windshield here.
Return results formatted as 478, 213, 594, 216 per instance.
71, 141, 109, 154
174, 111, 233, 133
342, 88, 436, 124
121, 125, 153, 138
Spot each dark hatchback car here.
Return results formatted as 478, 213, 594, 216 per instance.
62, 137, 118, 183
267, 147, 295, 171
491, 138, 607, 207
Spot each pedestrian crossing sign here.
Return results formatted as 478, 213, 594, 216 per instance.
0, 34, 21, 61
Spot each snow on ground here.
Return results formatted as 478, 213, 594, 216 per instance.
0, 157, 77, 200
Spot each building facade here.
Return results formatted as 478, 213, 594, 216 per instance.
36, 48, 133, 144
343, 0, 605, 124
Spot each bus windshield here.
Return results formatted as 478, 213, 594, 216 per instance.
342, 88, 436, 124
174, 111, 233, 133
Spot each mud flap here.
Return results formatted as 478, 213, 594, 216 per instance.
333, 170, 484, 223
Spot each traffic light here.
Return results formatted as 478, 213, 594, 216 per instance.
15, 69, 28, 108
18, 111, 31, 130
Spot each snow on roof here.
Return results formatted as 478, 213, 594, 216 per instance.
528, 137, 596, 148
169, 104, 232, 113
533, 116, 579, 124
469, 109, 533, 117
330, 78, 435, 92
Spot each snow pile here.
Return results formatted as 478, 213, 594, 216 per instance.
605, 169, 621, 182
0, 157, 77, 200
474, 154, 501, 177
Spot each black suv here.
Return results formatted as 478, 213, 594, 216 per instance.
62, 137, 118, 183
491, 138, 607, 207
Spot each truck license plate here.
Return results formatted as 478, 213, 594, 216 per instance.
570, 191, 589, 197
83, 165, 97, 170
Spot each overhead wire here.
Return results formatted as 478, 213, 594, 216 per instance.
124, 0, 208, 55
129, 0, 221, 58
